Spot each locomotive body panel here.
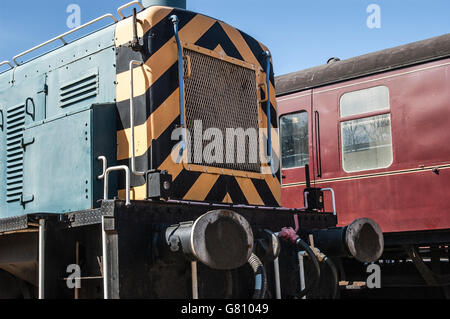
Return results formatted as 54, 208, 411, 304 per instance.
0, 25, 117, 218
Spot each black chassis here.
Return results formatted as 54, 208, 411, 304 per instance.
0, 200, 337, 299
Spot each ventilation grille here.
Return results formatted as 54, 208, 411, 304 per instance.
59, 73, 98, 108
6, 103, 25, 203
184, 49, 261, 172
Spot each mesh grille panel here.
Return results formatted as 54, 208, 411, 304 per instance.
184, 49, 261, 172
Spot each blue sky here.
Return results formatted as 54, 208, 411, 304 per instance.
0, 0, 449, 75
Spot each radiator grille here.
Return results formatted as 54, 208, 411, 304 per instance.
59, 73, 98, 108
183, 49, 260, 172
5, 103, 25, 203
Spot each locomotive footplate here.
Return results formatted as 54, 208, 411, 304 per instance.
0, 200, 386, 299
62, 200, 337, 231
0, 200, 339, 299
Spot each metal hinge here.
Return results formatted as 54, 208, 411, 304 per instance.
38, 84, 48, 95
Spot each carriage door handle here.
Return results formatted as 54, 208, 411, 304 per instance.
315, 111, 322, 178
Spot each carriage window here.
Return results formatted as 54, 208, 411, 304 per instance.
340, 86, 390, 117
280, 112, 309, 169
341, 112, 393, 172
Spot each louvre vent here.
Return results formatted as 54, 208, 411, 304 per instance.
59, 73, 98, 108
183, 49, 261, 172
6, 103, 25, 203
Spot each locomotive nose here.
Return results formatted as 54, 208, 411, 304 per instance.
166, 210, 254, 270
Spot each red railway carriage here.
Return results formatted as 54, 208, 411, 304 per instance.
276, 34, 450, 239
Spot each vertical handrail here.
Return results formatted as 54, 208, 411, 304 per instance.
38, 219, 46, 299
102, 216, 110, 299
191, 261, 199, 299
273, 257, 282, 299
104, 166, 131, 206
170, 15, 187, 161
321, 188, 337, 216
98, 157, 131, 206
314, 111, 322, 178
263, 51, 275, 176
298, 251, 307, 300
129, 60, 146, 176
98, 156, 108, 180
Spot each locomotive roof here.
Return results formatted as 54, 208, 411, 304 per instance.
275, 33, 450, 96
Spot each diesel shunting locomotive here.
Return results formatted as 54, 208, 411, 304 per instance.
0, 0, 383, 299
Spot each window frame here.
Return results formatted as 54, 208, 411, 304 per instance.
279, 110, 310, 171
340, 85, 390, 118
339, 86, 394, 174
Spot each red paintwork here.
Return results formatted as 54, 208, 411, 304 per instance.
278, 58, 450, 233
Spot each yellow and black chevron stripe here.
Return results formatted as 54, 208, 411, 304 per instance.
114, 6, 281, 206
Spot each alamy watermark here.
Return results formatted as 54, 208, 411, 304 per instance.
170, 120, 279, 175
366, 263, 381, 289
66, 264, 81, 289
367, 4, 381, 29
67, 4, 81, 29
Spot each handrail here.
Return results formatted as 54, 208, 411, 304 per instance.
170, 15, 187, 162
104, 166, 131, 206
98, 156, 131, 206
98, 156, 108, 180
314, 111, 322, 178
321, 188, 337, 216
12, 14, 118, 66
263, 51, 275, 176
0, 61, 14, 71
129, 60, 146, 176
117, 1, 144, 19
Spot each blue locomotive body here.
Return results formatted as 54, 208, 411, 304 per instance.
0, 24, 118, 218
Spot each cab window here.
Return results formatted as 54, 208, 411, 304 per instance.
280, 112, 309, 169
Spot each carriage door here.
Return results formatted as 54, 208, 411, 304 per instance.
310, 88, 341, 197
278, 90, 314, 208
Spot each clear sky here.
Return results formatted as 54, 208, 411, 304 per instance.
0, 0, 449, 76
